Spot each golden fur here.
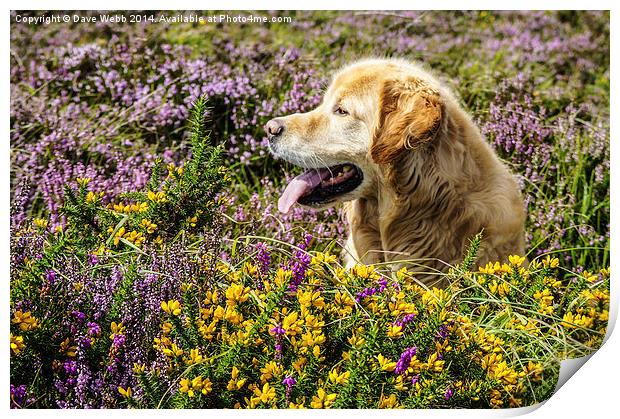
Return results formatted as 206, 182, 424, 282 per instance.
269, 58, 526, 287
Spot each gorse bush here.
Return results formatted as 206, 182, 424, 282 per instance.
10, 222, 610, 408
10, 98, 229, 407
60, 95, 227, 247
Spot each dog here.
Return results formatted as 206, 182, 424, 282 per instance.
265, 58, 526, 287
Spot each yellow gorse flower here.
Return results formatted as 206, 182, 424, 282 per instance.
542, 255, 560, 268
387, 324, 404, 338
227, 366, 247, 391
118, 386, 133, 398
33, 218, 48, 229
161, 300, 182, 316
561, 312, 594, 329
110, 226, 126, 246
184, 348, 203, 365
347, 327, 366, 348
478, 261, 511, 275
582, 270, 599, 283
76, 177, 91, 187
508, 255, 526, 267
532, 288, 554, 314
243, 262, 259, 277
179, 376, 213, 398
297, 289, 325, 310
12, 310, 39, 331
132, 363, 146, 374
59, 337, 77, 357
378, 393, 401, 408
421, 288, 449, 309
282, 311, 303, 336
140, 219, 158, 234
110, 202, 148, 214
328, 369, 350, 385
260, 361, 282, 383
310, 388, 337, 408
311, 252, 337, 265
523, 361, 544, 382
109, 322, 125, 337
225, 283, 251, 306
377, 354, 397, 372
253, 382, 276, 404
349, 264, 380, 280
488, 280, 510, 297
426, 352, 445, 373
167, 163, 184, 177
10, 334, 25, 354
85, 191, 104, 203
147, 191, 167, 203
394, 375, 409, 391
186, 216, 198, 227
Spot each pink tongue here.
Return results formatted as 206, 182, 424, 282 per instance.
278, 169, 329, 214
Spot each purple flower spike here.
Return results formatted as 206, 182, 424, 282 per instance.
282, 376, 296, 388
46, 270, 57, 285
88, 254, 99, 265
282, 375, 296, 402
255, 242, 271, 275
395, 347, 417, 375
270, 324, 285, 336
87, 322, 101, 336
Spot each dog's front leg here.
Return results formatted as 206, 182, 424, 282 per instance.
343, 234, 361, 270
343, 199, 384, 269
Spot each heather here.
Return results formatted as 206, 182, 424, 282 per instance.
10, 11, 609, 409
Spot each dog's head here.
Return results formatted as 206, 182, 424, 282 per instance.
266, 58, 445, 213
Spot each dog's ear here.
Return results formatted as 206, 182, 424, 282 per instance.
371, 78, 443, 164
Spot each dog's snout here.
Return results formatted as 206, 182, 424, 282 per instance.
264, 119, 284, 140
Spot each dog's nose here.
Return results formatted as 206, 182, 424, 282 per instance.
264, 119, 284, 140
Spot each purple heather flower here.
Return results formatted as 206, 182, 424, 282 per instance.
393, 313, 416, 328
270, 324, 285, 336
282, 375, 296, 402
255, 242, 271, 275
72, 310, 86, 323
78, 336, 92, 349
395, 347, 417, 375
287, 233, 313, 291
10, 384, 27, 407
88, 254, 99, 265
444, 388, 454, 401
435, 324, 450, 340
282, 376, 296, 388
112, 333, 125, 349
46, 270, 57, 284
378, 278, 388, 292
355, 278, 393, 303
87, 322, 101, 336
64, 359, 77, 376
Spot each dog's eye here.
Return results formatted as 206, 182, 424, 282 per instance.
334, 106, 349, 116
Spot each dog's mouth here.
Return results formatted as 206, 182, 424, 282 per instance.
278, 163, 364, 213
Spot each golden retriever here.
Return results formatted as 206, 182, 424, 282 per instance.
265, 58, 526, 287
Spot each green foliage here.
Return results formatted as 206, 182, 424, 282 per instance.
128, 248, 608, 409
58, 95, 229, 253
